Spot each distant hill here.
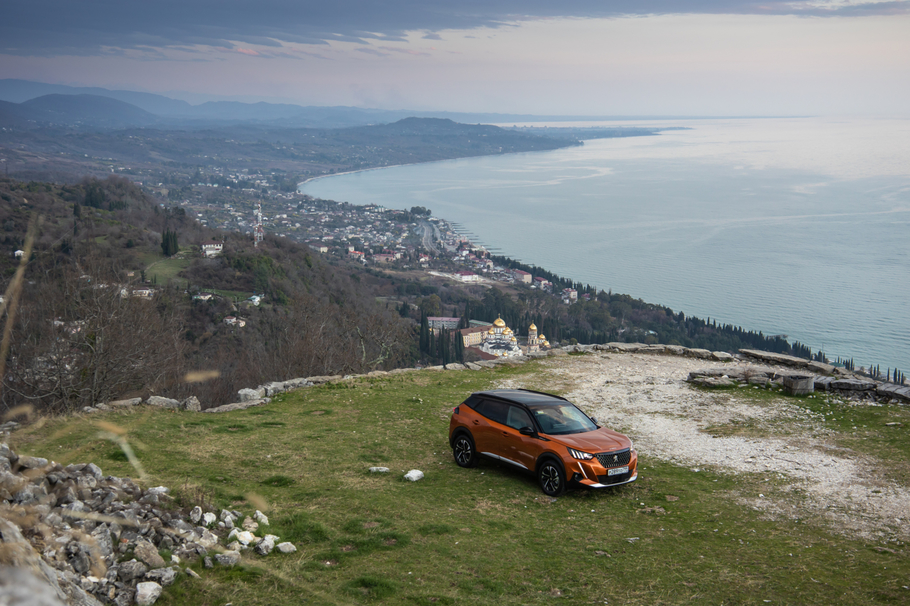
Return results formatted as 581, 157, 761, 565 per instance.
21, 94, 159, 127
0, 94, 159, 129
0, 79, 192, 115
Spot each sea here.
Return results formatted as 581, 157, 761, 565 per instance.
300, 117, 910, 373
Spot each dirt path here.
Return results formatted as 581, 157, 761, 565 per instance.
498, 353, 909, 543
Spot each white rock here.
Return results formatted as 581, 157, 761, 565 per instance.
189, 506, 202, 524
242, 516, 259, 532
197, 529, 219, 549
185, 568, 200, 579
135, 581, 163, 606
238, 387, 265, 402
276, 542, 297, 554
215, 551, 241, 566
255, 535, 275, 555
369, 467, 390, 473
254, 510, 269, 526
147, 486, 169, 495
170, 555, 180, 564
202, 512, 217, 526
235, 530, 256, 545
404, 470, 424, 482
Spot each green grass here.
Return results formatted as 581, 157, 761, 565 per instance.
200, 287, 254, 301
10, 363, 910, 606
146, 256, 192, 286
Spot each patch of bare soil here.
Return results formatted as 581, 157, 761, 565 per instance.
499, 353, 909, 542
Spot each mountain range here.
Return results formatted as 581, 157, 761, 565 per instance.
0, 79, 694, 129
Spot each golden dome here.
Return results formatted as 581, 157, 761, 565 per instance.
488, 327, 495, 334
493, 317, 506, 328
504, 327, 513, 334
529, 323, 537, 331
511, 336, 517, 342
538, 334, 546, 340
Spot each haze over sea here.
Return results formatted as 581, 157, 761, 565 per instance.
302, 117, 910, 373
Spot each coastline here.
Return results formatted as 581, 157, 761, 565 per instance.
297, 123, 910, 374
296, 143, 584, 192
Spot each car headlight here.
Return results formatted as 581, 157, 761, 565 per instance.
567, 448, 593, 460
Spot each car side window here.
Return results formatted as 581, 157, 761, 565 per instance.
475, 400, 509, 425
461, 395, 481, 409
505, 406, 533, 431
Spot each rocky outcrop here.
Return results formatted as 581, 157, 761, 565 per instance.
0, 444, 296, 606
687, 366, 910, 404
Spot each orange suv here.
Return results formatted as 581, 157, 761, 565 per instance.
449, 389, 637, 496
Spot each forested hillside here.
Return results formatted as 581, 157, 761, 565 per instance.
0, 177, 412, 413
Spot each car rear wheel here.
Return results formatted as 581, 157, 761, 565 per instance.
453, 433, 478, 468
538, 459, 565, 496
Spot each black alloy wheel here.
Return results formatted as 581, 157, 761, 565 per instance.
538, 460, 565, 496
453, 434, 478, 468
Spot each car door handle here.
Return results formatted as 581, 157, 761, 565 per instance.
473, 420, 479, 425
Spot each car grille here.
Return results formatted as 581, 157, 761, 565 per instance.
597, 470, 634, 485
596, 449, 631, 468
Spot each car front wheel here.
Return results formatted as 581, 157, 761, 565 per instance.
453, 433, 478, 468
538, 459, 565, 496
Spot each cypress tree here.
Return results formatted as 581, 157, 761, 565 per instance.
419, 312, 429, 355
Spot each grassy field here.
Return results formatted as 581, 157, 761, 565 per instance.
10, 362, 909, 605
145, 256, 193, 287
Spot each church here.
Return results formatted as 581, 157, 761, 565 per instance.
526, 323, 550, 352
479, 317, 522, 358
474, 317, 550, 358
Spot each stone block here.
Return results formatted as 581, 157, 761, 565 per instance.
807, 361, 836, 375
831, 379, 876, 391
180, 396, 201, 412
146, 396, 180, 408
237, 388, 265, 402
782, 375, 814, 396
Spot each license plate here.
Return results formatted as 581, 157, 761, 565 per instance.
607, 466, 629, 476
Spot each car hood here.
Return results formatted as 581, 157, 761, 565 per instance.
548, 428, 630, 453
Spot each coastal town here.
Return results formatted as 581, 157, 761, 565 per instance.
181, 186, 585, 303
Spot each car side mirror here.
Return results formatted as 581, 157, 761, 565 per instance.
519, 426, 536, 436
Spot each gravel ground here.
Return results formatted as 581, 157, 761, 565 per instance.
497, 353, 909, 543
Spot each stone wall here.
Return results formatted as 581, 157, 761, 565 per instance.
76, 343, 906, 414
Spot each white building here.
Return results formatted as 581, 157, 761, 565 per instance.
201, 241, 223, 257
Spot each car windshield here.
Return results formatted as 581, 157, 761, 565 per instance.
529, 403, 597, 435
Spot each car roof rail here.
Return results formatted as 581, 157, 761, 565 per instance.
514, 388, 570, 402
477, 388, 570, 404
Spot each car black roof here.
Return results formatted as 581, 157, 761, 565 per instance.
473, 389, 570, 407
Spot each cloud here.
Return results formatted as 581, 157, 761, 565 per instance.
356, 47, 390, 57
2, 0, 908, 57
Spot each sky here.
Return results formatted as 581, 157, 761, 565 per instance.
2, 0, 909, 115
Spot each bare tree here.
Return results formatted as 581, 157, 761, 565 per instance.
3, 262, 186, 413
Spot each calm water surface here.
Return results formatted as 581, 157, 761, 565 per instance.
302, 118, 910, 371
